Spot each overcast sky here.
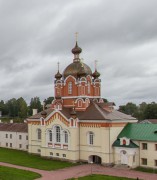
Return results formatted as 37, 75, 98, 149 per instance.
0, 0, 157, 107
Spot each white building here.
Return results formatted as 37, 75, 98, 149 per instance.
0, 123, 28, 151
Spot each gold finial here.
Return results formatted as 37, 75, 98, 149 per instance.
57, 62, 60, 71
95, 60, 98, 70
75, 32, 78, 41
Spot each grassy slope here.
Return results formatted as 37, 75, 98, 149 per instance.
0, 165, 41, 180
0, 147, 74, 170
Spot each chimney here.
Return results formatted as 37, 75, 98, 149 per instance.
33, 109, 38, 115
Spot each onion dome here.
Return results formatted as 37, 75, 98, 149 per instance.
41, 110, 47, 117
55, 70, 62, 80
63, 61, 92, 79
77, 66, 87, 77
92, 70, 100, 79
71, 42, 82, 54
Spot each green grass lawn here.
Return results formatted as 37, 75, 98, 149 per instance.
69, 174, 136, 180
0, 165, 41, 180
0, 147, 74, 170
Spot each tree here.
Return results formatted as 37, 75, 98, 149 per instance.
29, 97, 42, 115
6, 98, 18, 117
144, 102, 157, 119
0, 100, 8, 116
44, 97, 54, 105
119, 102, 138, 117
17, 97, 28, 118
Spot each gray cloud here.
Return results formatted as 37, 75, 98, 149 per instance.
0, 0, 157, 107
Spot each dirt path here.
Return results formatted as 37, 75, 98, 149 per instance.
0, 162, 157, 180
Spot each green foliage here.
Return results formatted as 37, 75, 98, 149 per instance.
17, 97, 28, 118
118, 102, 157, 121
28, 97, 42, 116
44, 97, 54, 105
0, 166, 41, 180
0, 148, 74, 170
69, 174, 135, 180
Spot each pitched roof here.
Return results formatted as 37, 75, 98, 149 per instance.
117, 123, 157, 141
112, 139, 139, 148
0, 123, 28, 133
28, 101, 136, 122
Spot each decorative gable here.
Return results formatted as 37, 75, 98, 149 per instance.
45, 111, 69, 127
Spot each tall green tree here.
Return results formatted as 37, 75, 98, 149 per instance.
17, 97, 28, 118
144, 102, 157, 119
29, 97, 42, 115
119, 102, 138, 117
6, 98, 18, 117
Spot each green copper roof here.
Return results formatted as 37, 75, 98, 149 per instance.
117, 123, 157, 141
112, 139, 139, 148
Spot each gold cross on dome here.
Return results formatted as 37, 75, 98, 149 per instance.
95, 60, 98, 70
57, 62, 60, 71
75, 32, 78, 41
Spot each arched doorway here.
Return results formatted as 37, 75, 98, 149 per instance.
120, 150, 128, 165
88, 155, 102, 164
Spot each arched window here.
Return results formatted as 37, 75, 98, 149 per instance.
37, 129, 41, 140
87, 82, 90, 94
64, 131, 68, 143
49, 130, 52, 142
56, 126, 61, 143
78, 100, 82, 107
68, 82, 72, 94
89, 132, 94, 145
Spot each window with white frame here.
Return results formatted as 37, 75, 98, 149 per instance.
81, 86, 85, 95
37, 129, 41, 140
64, 131, 68, 143
49, 130, 52, 142
87, 82, 90, 94
78, 100, 82, 107
56, 126, 61, 143
89, 132, 94, 145
68, 82, 72, 94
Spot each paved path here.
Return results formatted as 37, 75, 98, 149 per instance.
0, 162, 157, 180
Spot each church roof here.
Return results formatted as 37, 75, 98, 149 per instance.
117, 123, 157, 141
63, 61, 92, 79
112, 139, 139, 148
28, 101, 136, 122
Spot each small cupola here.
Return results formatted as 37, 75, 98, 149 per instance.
92, 60, 100, 79
92, 70, 100, 79
55, 62, 62, 80
71, 37, 82, 62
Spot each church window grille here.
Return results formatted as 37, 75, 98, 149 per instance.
64, 131, 68, 143
87, 82, 90, 94
89, 132, 94, 145
37, 129, 41, 140
68, 82, 72, 94
78, 100, 82, 107
95, 87, 99, 96
56, 126, 61, 143
49, 130, 52, 142
82, 86, 85, 95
